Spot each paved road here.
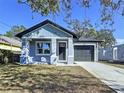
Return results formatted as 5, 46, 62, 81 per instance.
76, 62, 124, 93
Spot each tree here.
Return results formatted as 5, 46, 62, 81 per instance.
68, 19, 94, 38
18, 0, 60, 16
85, 28, 97, 38
4, 25, 26, 38
96, 29, 116, 47
67, 19, 84, 38
68, 19, 116, 47
18, 0, 124, 23
18, 0, 117, 47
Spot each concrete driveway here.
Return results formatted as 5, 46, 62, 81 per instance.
76, 62, 124, 93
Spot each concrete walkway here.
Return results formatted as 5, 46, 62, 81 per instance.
76, 62, 124, 93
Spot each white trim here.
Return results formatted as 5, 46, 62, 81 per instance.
35, 41, 51, 56
58, 41, 67, 62
74, 44, 96, 62
74, 42, 96, 46
113, 47, 118, 60
28, 37, 69, 39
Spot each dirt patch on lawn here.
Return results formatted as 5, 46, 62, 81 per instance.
0, 64, 116, 93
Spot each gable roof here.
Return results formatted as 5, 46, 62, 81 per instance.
16, 19, 77, 38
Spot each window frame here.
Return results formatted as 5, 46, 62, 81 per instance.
36, 41, 51, 55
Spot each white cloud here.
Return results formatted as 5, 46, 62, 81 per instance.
116, 38, 124, 45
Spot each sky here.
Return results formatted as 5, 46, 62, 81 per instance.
0, 0, 124, 44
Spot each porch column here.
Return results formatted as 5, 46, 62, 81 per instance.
51, 38, 57, 64
94, 42, 98, 62
95, 42, 98, 61
68, 38, 74, 64
26, 39, 30, 63
20, 38, 30, 64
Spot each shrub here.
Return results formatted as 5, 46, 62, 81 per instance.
4, 56, 9, 64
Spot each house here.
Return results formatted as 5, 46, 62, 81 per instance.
0, 36, 21, 52
16, 19, 101, 64
99, 44, 124, 62
0, 35, 21, 62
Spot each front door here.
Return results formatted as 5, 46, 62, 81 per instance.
58, 41, 67, 62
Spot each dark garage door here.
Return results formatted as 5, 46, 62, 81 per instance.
74, 45, 94, 61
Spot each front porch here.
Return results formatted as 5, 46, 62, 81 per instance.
20, 37, 74, 64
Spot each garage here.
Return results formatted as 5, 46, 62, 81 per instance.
74, 45, 94, 61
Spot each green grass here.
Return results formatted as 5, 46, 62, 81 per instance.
0, 64, 116, 93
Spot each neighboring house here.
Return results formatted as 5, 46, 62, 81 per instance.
16, 19, 101, 64
99, 44, 124, 62
0, 36, 21, 62
0, 36, 21, 52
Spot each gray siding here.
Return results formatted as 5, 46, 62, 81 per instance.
23, 24, 72, 38
117, 45, 124, 60
21, 23, 74, 64
99, 44, 124, 61
29, 40, 51, 63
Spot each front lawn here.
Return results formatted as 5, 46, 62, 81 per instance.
0, 64, 116, 93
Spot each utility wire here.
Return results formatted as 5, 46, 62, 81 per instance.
0, 20, 12, 28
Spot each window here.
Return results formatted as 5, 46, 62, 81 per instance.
36, 42, 51, 55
